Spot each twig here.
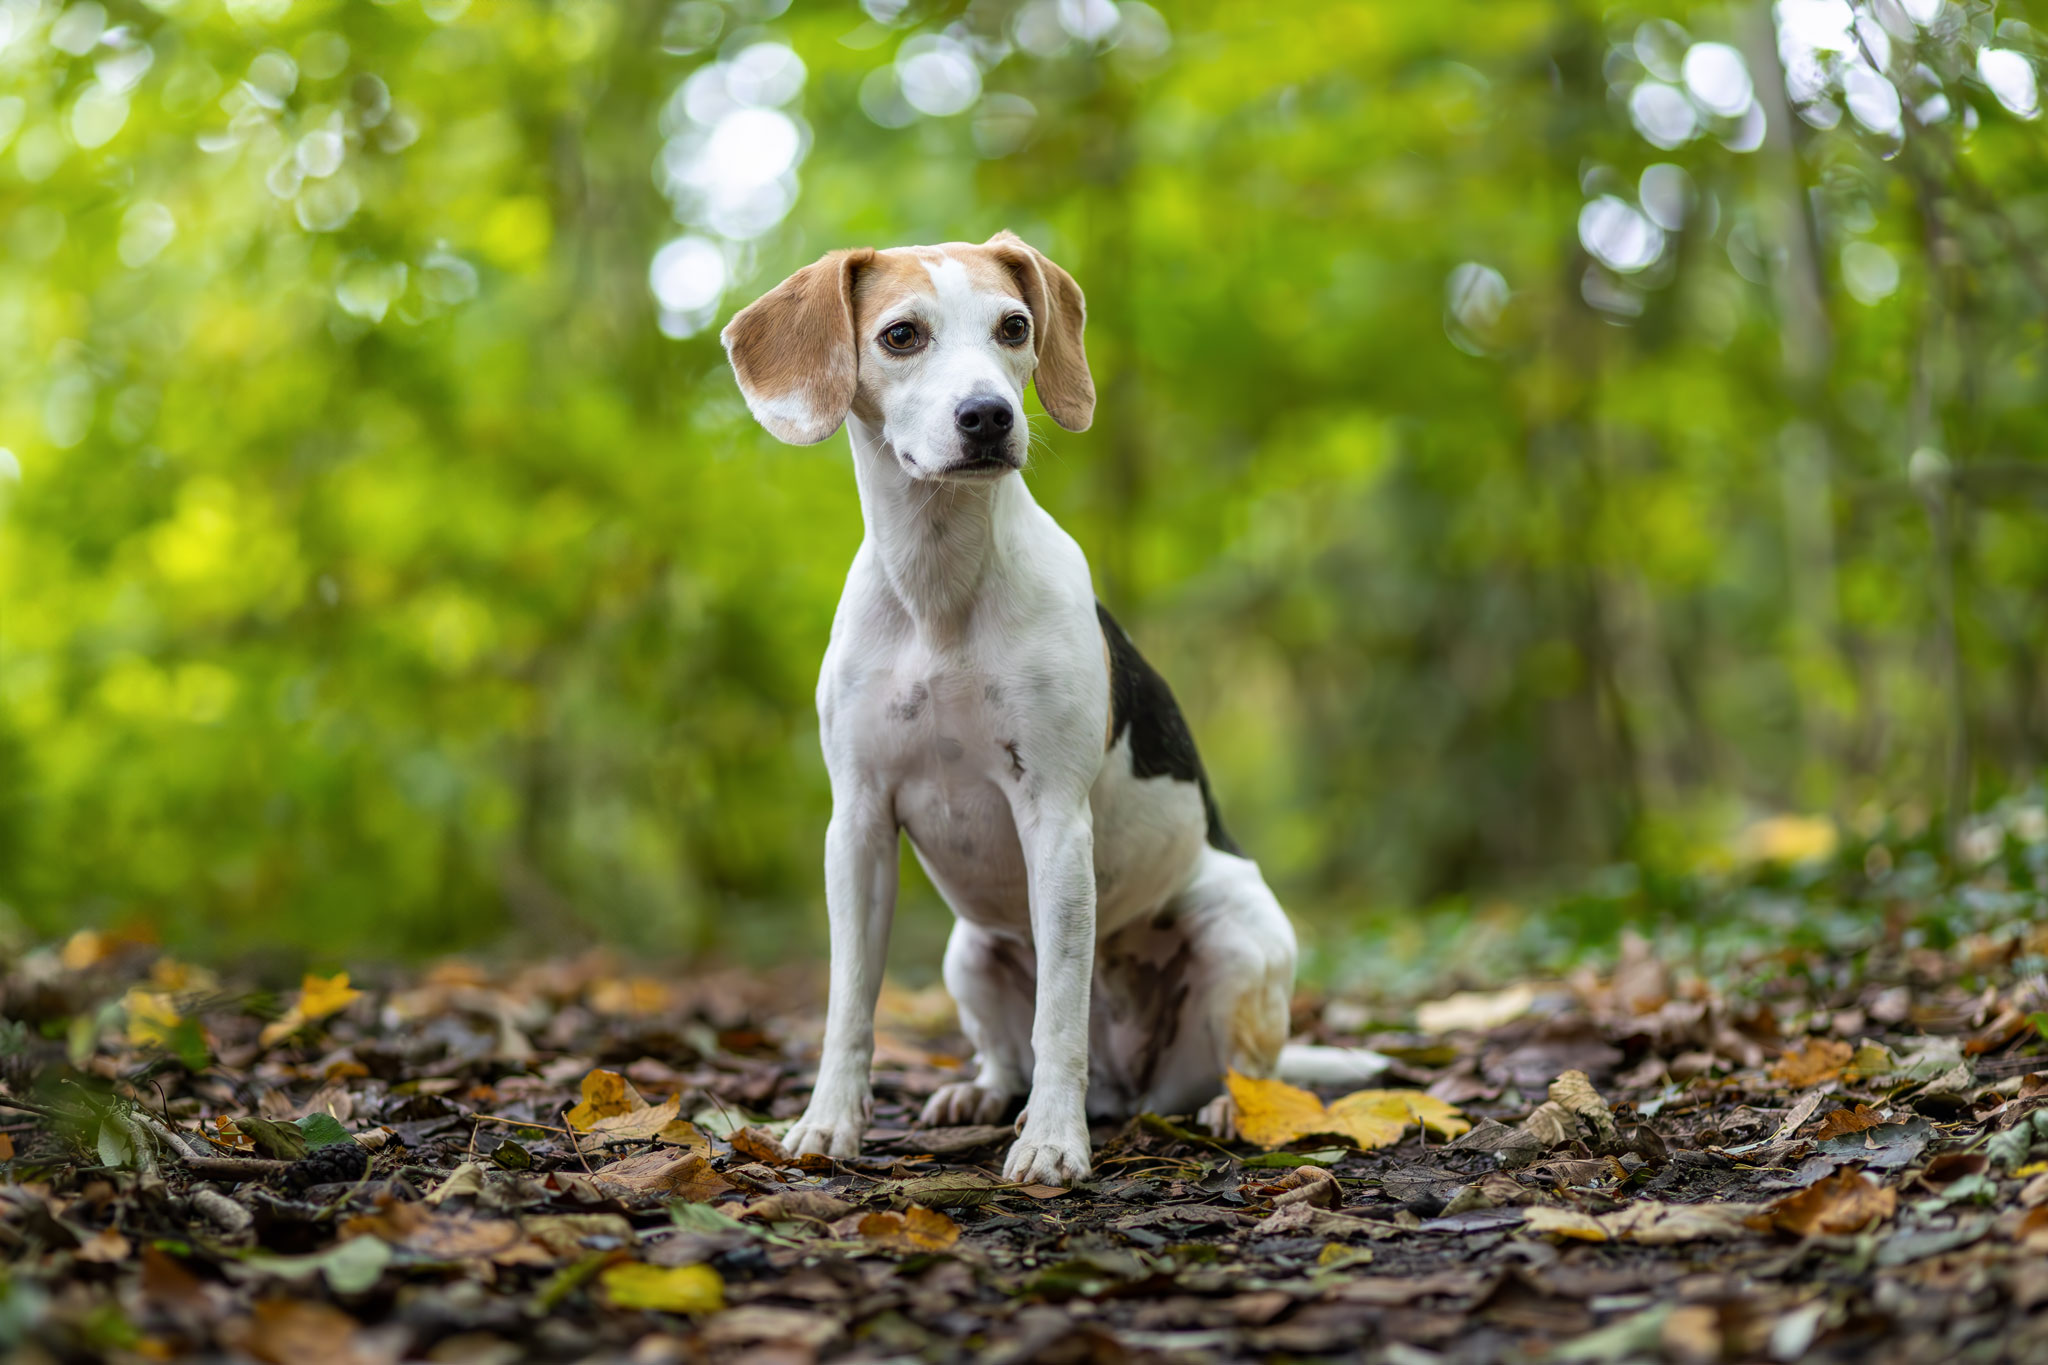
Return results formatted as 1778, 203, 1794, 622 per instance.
176, 1155, 292, 1183
562, 1108, 596, 1176
471, 1114, 573, 1135
0, 1094, 70, 1120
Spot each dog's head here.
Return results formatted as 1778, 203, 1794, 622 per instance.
721, 232, 1093, 480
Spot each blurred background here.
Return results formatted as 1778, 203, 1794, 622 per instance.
1, 0, 2045, 987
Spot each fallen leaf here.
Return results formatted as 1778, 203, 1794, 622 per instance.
583, 1095, 681, 1145
857, 1205, 961, 1253
1752, 1168, 1897, 1236
1595, 1201, 1752, 1244
1415, 984, 1537, 1034
1547, 1070, 1619, 1148
599, 1261, 724, 1313
521, 1213, 634, 1258
1227, 1071, 1467, 1150
565, 1070, 648, 1131
728, 1125, 794, 1167
1814, 1105, 1882, 1140
1771, 1038, 1854, 1089
121, 988, 184, 1048
738, 1190, 857, 1223
0, 1133, 13, 1160
1522, 1206, 1609, 1241
75, 1227, 133, 1262
259, 973, 365, 1047
700, 1305, 843, 1348
1261, 1165, 1340, 1208
342, 1200, 526, 1260
231, 1299, 375, 1365
867, 1170, 1008, 1210
592, 1148, 732, 1202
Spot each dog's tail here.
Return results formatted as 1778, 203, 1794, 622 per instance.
1273, 1043, 1396, 1089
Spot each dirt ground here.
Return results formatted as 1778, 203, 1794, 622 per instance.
6, 896, 2048, 1364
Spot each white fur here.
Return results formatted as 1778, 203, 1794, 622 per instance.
740, 249, 1311, 1187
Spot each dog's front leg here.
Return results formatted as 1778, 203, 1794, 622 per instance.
1005, 810, 1097, 1187
786, 794, 898, 1160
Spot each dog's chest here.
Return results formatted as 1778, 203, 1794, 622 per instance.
852, 655, 1035, 921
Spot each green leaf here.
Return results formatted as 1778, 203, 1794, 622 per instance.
295, 1113, 354, 1151
1243, 1148, 1348, 1169
96, 1119, 136, 1170
242, 1237, 393, 1294
234, 1116, 308, 1161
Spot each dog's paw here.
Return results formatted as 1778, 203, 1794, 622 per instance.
1003, 1123, 1092, 1187
784, 1110, 866, 1160
919, 1082, 1010, 1127
1195, 1093, 1238, 1140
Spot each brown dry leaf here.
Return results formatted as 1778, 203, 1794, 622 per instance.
1257, 1165, 1340, 1208
2014, 1205, 2048, 1248
1752, 1168, 1897, 1236
232, 1299, 377, 1365
857, 1205, 961, 1253
593, 1148, 732, 1202
343, 1201, 526, 1261
1596, 1201, 1752, 1245
1227, 1071, 1467, 1150
700, 1305, 843, 1349
729, 1125, 795, 1167
1772, 1038, 1854, 1089
520, 1213, 634, 1259
0, 1132, 13, 1161
564, 1069, 648, 1131
1547, 1070, 1619, 1147
739, 1190, 857, 1223
74, 1227, 133, 1262
656, 1119, 711, 1153
1814, 1104, 1882, 1140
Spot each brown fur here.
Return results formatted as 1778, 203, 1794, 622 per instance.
722, 233, 1096, 443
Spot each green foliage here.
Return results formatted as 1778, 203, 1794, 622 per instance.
0, 0, 2044, 963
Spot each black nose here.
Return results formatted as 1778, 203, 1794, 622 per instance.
955, 397, 1014, 440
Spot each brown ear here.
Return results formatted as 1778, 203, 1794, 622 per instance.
720, 248, 874, 445
986, 230, 1094, 432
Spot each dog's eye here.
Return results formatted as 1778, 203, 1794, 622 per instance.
882, 322, 920, 352
999, 313, 1030, 344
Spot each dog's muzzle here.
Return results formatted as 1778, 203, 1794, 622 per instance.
950, 397, 1021, 474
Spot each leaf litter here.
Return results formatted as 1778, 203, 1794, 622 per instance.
7, 909, 2048, 1362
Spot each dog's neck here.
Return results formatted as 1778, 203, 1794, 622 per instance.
846, 413, 1030, 635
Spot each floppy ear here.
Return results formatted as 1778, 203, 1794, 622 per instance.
986, 230, 1094, 432
720, 248, 874, 445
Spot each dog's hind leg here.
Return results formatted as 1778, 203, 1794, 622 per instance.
1095, 847, 1297, 1134
921, 921, 1036, 1126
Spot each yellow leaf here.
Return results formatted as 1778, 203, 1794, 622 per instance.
565, 1069, 647, 1132
258, 973, 366, 1047
857, 1205, 961, 1253
599, 1262, 724, 1314
61, 930, 112, 971
1226, 1071, 1467, 1150
2015, 1161, 2048, 1178
1332, 1089, 1472, 1141
121, 988, 183, 1048
1522, 1206, 1609, 1241
298, 972, 363, 1022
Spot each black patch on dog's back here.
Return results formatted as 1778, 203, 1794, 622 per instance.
1096, 602, 1242, 856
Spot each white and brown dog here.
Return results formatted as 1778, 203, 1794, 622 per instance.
722, 232, 1375, 1187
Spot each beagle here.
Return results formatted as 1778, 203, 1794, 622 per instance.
722, 233, 1375, 1187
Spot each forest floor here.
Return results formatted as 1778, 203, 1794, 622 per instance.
5, 846, 2048, 1364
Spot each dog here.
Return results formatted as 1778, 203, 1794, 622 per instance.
721, 232, 1372, 1187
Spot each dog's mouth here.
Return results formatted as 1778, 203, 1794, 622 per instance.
939, 450, 1021, 478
